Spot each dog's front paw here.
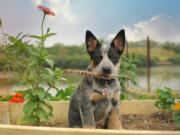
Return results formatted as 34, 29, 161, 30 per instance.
83, 125, 96, 129
108, 125, 124, 130
117, 126, 124, 130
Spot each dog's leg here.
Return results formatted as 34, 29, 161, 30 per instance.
93, 98, 111, 128
80, 95, 96, 128
107, 92, 123, 129
107, 106, 123, 129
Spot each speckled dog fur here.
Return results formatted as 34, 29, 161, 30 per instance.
68, 30, 126, 129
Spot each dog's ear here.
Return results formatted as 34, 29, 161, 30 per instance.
86, 30, 101, 53
111, 29, 125, 54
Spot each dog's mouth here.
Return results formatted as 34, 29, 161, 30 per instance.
97, 73, 114, 80
94, 75, 115, 84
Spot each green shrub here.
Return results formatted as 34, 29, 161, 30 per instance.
163, 42, 180, 53
54, 55, 89, 69
1, 6, 69, 126
119, 55, 137, 92
168, 56, 180, 64
154, 87, 175, 112
133, 54, 159, 67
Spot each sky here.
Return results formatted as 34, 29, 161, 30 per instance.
0, 0, 180, 47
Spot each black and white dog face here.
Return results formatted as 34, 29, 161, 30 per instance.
85, 30, 125, 75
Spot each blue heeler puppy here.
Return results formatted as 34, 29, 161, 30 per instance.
68, 30, 125, 129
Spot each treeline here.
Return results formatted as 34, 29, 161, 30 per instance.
46, 40, 180, 69
47, 43, 89, 69
0, 40, 180, 71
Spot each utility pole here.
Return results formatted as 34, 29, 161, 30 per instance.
146, 37, 150, 92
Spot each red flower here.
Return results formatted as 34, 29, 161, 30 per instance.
13, 93, 22, 98
38, 5, 55, 16
19, 98, 23, 102
9, 93, 24, 103
9, 98, 15, 103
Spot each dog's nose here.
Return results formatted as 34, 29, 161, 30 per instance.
102, 67, 111, 74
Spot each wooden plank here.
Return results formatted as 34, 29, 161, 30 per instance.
8, 100, 159, 125
119, 100, 159, 115
0, 124, 179, 135
8, 102, 23, 125
0, 102, 10, 124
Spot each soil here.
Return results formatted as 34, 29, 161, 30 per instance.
42, 111, 177, 131
121, 111, 176, 131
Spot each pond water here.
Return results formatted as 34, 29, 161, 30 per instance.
11, 65, 180, 94
134, 65, 180, 92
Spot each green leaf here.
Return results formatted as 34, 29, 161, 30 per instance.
8, 36, 16, 43
156, 89, 161, 94
164, 87, 171, 92
52, 85, 75, 101
37, 108, 49, 121
44, 68, 54, 76
41, 102, 53, 116
21, 34, 30, 39
40, 72, 52, 81
160, 92, 170, 99
28, 45, 40, 57
56, 90, 64, 97
31, 87, 45, 101
29, 35, 42, 39
43, 33, 56, 39
18, 115, 39, 125
0, 95, 13, 101
173, 112, 180, 126
154, 87, 175, 112
173, 112, 180, 119
15, 90, 24, 93
64, 86, 75, 96
51, 85, 59, 92
55, 68, 63, 77
46, 27, 50, 34
15, 32, 23, 39
175, 120, 180, 127
45, 59, 54, 69
47, 96, 62, 101
45, 92, 53, 99
23, 100, 38, 116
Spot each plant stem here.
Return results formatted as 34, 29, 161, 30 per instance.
41, 13, 46, 48
36, 13, 46, 88
45, 82, 55, 96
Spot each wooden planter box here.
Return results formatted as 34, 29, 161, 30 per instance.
0, 100, 180, 135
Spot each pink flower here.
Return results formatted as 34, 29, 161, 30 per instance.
38, 5, 55, 16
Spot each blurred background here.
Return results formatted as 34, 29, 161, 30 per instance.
0, 0, 180, 95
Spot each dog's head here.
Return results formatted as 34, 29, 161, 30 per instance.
86, 30, 125, 75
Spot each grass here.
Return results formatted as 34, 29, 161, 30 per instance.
129, 47, 179, 61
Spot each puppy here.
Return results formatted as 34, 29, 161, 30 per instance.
68, 30, 125, 129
